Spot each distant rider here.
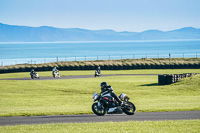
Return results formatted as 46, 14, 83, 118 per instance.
30, 69, 36, 75
30, 69, 36, 78
96, 66, 101, 75
100, 82, 122, 106
52, 67, 58, 74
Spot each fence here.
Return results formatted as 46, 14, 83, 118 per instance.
0, 53, 199, 67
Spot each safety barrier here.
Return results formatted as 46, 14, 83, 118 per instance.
158, 73, 197, 85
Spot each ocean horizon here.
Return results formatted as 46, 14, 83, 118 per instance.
0, 39, 199, 66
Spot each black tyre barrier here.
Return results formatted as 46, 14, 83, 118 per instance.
69, 65, 75, 70
90, 65, 95, 70
104, 65, 109, 70
80, 65, 85, 70
75, 65, 80, 70
158, 74, 167, 85
127, 64, 132, 70
118, 65, 123, 70
64, 66, 70, 70
158, 73, 198, 85
141, 64, 146, 69
150, 64, 156, 69
99, 65, 104, 70
109, 65, 114, 70
155, 64, 160, 69
146, 64, 151, 69
132, 64, 137, 69
113, 65, 118, 70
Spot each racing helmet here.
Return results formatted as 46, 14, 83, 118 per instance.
100, 82, 108, 91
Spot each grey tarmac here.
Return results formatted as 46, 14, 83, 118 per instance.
0, 111, 199, 126
0, 74, 157, 80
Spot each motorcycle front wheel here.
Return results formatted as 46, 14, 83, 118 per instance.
123, 101, 136, 115
92, 103, 106, 116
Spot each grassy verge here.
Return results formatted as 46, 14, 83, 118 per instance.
1, 57, 199, 69
0, 58, 199, 74
0, 69, 199, 79
0, 73, 199, 116
0, 120, 199, 133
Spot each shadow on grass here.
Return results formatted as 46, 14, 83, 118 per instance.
140, 83, 159, 86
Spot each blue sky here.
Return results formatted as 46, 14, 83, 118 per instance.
0, 0, 200, 32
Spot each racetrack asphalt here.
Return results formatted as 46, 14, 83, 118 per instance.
0, 111, 199, 126
0, 74, 157, 80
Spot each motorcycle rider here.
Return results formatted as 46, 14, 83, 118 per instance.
30, 69, 36, 75
52, 67, 58, 74
100, 82, 122, 106
96, 66, 101, 75
30, 69, 36, 79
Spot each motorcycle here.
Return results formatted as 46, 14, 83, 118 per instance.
53, 70, 60, 78
94, 70, 101, 77
31, 72, 40, 79
92, 92, 136, 116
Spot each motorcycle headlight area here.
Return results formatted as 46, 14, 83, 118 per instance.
93, 95, 98, 101
119, 93, 127, 100
93, 92, 98, 101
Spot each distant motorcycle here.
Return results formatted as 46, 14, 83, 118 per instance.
31, 73, 40, 79
94, 70, 101, 77
92, 92, 136, 116
53, 70, 60, 78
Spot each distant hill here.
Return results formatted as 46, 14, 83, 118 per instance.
0, 23, 200, 42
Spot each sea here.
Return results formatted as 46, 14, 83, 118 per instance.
0, 40, 200, 66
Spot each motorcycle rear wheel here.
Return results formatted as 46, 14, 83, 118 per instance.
92, 103, 106, 116
123, 101, 136, 115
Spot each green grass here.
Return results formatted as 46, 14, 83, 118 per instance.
0, 69, 199, 79
0, 120, 199, 133
0, 72, 199, 116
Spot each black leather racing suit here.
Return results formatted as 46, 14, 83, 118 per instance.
96, 68, 101, 74
101, 85, 122, 105
30, 70, 36, 75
